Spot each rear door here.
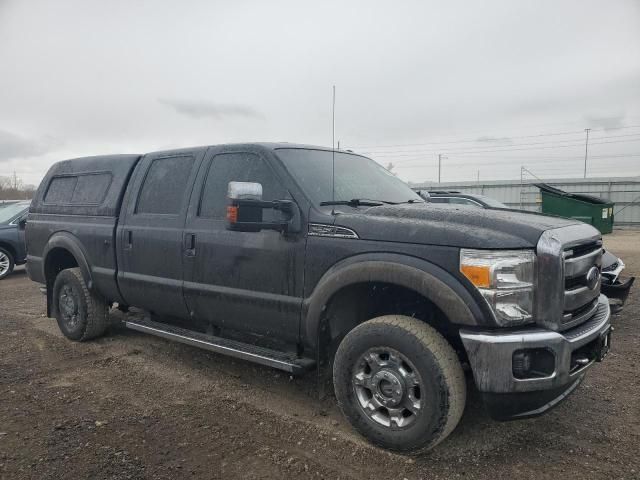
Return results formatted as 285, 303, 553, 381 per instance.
182, 147, 307, 342
117, 148, 205, 318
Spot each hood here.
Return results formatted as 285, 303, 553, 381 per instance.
334, 204, 580, 249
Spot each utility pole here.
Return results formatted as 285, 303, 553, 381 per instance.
12, 171, 17, 190
520, 166, 524, 209
583, 128, 591, 179
438, 154, 447, 183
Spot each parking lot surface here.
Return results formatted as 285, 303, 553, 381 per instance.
0, 230, 638, 480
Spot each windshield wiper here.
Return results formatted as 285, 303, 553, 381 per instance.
320, 198, 387, 207
398, 199, 425, 204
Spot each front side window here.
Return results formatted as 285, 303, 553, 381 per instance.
137, 155, 195, 215
449, 198, 482, 207
474, 195, 508, 209
199, 152, 286, 219
275, 149, 422, 205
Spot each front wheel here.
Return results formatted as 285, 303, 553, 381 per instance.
0, 247, 14, 280
333, 315, 466, 452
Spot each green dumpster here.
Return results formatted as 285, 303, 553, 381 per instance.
535, 183, 614, 234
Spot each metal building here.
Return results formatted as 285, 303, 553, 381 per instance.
411, 177, 640, 227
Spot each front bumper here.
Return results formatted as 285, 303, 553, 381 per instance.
460, 294, 611, 420
602, 276, 635, 313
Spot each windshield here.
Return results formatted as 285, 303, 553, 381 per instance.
0, 203, 29, 224
276, 149, 423, 205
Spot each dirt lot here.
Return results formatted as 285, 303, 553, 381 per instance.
1, 231, 639, 480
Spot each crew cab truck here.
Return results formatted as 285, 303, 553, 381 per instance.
26, 144, 612, 452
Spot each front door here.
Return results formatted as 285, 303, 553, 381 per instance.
183, 147, 306, 342
117, 148, 206, 319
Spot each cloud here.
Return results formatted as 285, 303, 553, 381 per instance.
583, 113, 626, 131
158, 98, 264, 120
0, 129, 57, 162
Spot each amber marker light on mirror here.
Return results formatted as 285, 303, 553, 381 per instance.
227, 205, 238, 223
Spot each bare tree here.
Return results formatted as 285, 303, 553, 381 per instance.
0, 174, 35, 200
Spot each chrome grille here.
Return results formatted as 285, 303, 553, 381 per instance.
536, 224, 602, 332
561, 242, 602, 329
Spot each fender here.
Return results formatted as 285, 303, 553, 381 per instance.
302, 252, 490, 350
42, 232, 94, 289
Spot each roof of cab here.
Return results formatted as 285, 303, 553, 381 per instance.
29, 143, 368, 217
140, 142, 350, 156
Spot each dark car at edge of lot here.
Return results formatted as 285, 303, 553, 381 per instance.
0, 200, 30, 280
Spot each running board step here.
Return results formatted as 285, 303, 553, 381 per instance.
124, 317, 315, 375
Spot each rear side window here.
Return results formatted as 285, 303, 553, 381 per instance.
73, 174, 111, 204
44, 173, 112, 205
44, 177, 78, 203
136, 155, 195, 215
199, 152, 286, 219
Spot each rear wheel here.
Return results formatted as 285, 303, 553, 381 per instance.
0, 248, 14, 280
53, 268, 109, 341
333, 315, 466, 452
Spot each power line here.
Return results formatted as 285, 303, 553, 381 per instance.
359, 133, 640, 156
348, 124, 640, 150
393, 154, 640, 169
364, 137, 640, 159
391, 153, 640, 162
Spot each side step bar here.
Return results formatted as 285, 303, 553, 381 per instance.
125, 317, 315, 375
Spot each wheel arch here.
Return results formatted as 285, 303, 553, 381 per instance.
302, 253, 487, 354
43, 233, 93, 286
42, 233, 94, 316
0, 241, 17, 260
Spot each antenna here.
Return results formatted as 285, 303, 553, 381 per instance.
331, 85, 336, 215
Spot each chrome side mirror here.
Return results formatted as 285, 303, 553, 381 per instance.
227, 181, 263, 201
225, 181, 300, 234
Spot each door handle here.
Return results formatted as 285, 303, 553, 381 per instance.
184, 233, 196, 257
123, 230, 133, 251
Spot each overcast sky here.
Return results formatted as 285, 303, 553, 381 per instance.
1, 0, 639, 186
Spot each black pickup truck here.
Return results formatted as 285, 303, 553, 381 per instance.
26, 143, 612, 452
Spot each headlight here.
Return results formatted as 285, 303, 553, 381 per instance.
460, 249, 536, 326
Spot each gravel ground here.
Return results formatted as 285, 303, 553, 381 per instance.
0, 230, 638, 480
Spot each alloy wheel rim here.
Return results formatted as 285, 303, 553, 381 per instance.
59, 285, 80, 328
0, 252, 9, 276
352, 347, 423, 429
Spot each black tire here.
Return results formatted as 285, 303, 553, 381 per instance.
333, 315, 466, 452
0, 247, 15, 280
52, 268, 109, 341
